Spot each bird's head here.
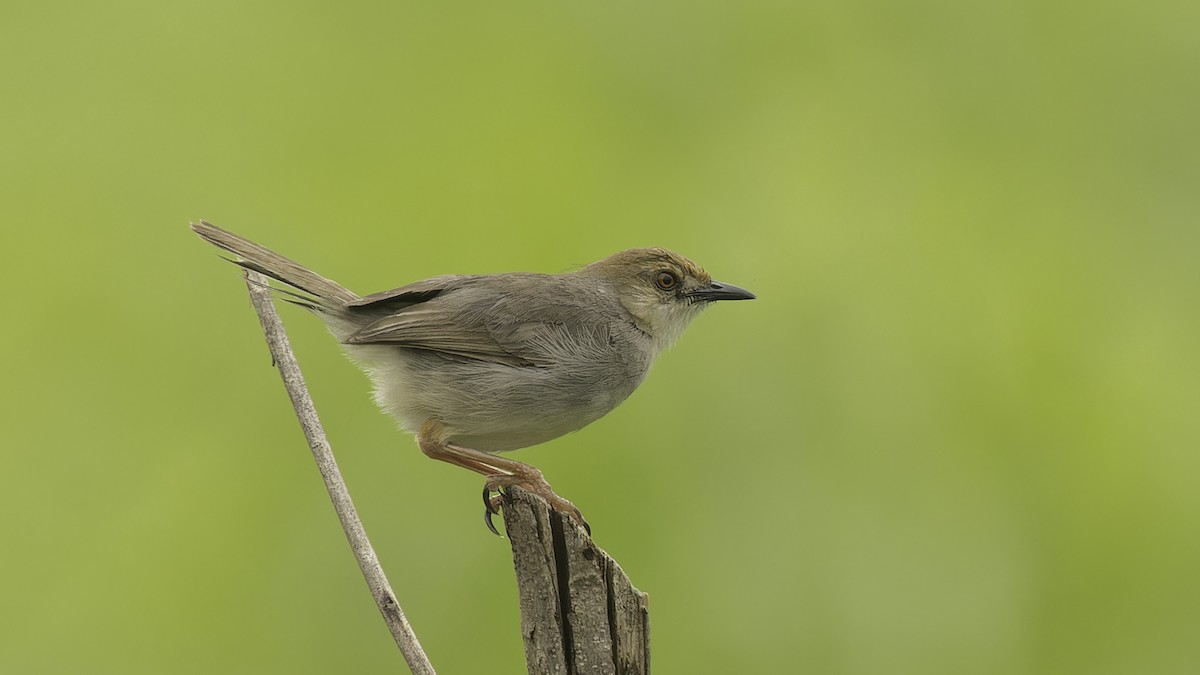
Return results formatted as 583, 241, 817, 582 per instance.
579, 247, 755, 353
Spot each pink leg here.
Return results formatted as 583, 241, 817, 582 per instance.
417, 420, 589, 534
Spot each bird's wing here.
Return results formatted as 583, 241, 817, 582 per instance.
344, 277, 615, 368
346, 305, 535, 366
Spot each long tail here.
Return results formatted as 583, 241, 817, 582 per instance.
190, 221, 359, 307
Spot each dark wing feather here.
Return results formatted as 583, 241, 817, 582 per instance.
347, 275, 478, 311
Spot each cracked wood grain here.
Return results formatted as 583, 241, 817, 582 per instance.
503, 487, 650, 675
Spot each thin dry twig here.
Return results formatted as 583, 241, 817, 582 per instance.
242, 269, 435, 675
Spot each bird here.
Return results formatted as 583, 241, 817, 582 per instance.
191, 221, 755, 533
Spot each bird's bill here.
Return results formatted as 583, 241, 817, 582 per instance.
690, 281, 756, 302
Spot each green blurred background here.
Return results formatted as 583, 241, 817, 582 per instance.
2, 1, 1197, 673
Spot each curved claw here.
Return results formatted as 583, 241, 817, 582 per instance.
485, 508, 501, 536
483, 484, 499, 513
483, 485, 507, 536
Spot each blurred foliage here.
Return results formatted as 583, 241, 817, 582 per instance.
2, 1, 1198, 673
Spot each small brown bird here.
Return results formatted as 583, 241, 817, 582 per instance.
192, 221, 755, 532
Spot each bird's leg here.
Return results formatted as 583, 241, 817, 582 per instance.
417, 421, 589, 535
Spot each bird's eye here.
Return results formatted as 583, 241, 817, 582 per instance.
655, 271, 678, 290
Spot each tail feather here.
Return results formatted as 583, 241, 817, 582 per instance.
240, 273, 324, 312
190, 221, 358, 306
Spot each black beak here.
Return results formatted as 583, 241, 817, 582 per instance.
691, 280, 756, 302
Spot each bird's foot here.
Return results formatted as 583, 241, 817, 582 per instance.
482, 470, 590, 536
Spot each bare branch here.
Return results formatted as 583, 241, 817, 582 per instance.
242, 270, 436, 675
